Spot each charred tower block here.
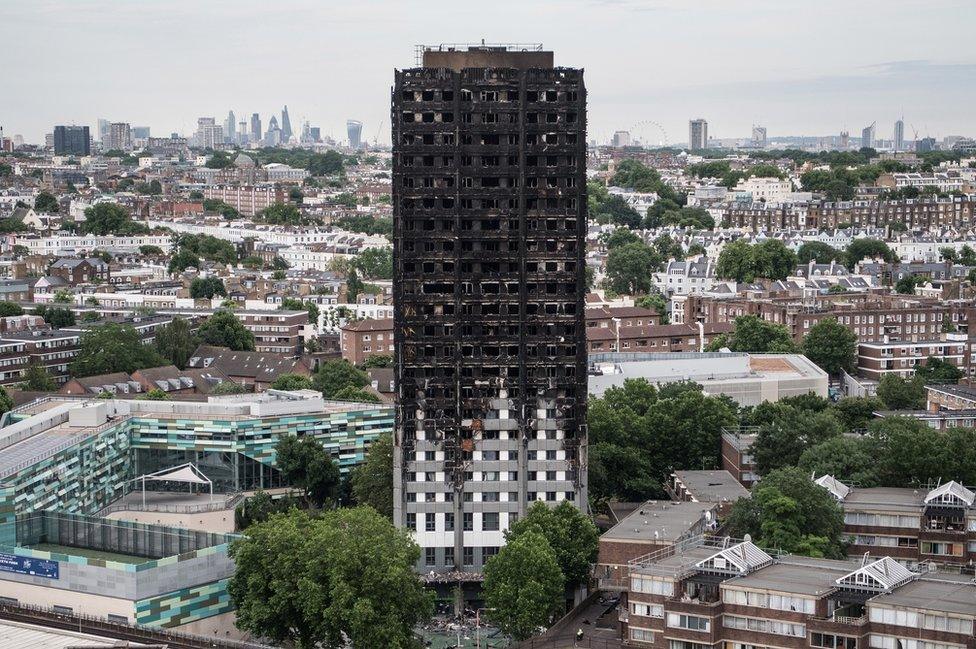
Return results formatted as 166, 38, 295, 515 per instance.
392, 45, 588, 576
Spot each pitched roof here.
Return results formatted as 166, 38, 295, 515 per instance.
695, 540, 773, 576
186, 345, 309, 381
814, 474, 851, 501
924, 480, 975, 507
342, 318, 393, 333
836, 556, 915, 592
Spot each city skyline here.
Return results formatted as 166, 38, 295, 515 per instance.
2, 0, 974, 145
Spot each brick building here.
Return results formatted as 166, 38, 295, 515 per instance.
340, 317, 394, 365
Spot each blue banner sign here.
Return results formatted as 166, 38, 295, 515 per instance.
0, 552, 59, 580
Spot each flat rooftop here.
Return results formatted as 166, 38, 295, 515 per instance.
419, 43, 553, 71
603, 500, 715, 544
841, 486, 924, 513
726, 556, 856, 597
871, 577, 976, 617
674, 470, 750, 504
0, 620, 154, 648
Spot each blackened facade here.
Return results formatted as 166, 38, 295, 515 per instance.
392, 45, 588, 574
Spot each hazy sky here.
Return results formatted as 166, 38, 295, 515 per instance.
2, 0, 974, 146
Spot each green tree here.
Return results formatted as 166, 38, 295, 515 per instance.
915, 357, 964, 385
845, 238, 895, 267
197, 311, 255, 351
798, 436, 880, 487
507, 500, 599, 587
139, 245, 164, 256
175, 234, 238, 265
802, 317, 857, 375
210, 380, 247, 395
21, 362, 57, 391
0, 385, 12, 416
895, 275, 921, 295
604, 242, 659, 295
190, 276, 226, 299
82, 203, 148, 235
588, 380, 737, 502
351, 247, 393, 280
70, 324, 168, 377
142, 388, 171, 400
361, 354, 393, 368
205, 150, 233, 169
716, 240, 755, 282
753, 408, 843, 475
154, 316, 199, 369
831, 396, 883, 430
797, 242, 844, 265
280, 297, 319, 324
275, 434, 341, 508
876, 374, 926, 410
602, 228, 641, 250
706, 315, 798, 353
726, 467, 845, 558
751, 239, 798, 280
332, 385, 381, 403
34, 305, 76, 328
635, 293, 670, 324
189, 190, 204, 200
483, 530, 564, 641
271, 374, 313, 391
351, 434, 394, 518
0, 301, 24, 317
258, 202, 305, 225
168, 250, 201, 274
313, 359, 370, 398
34, 191, 59, 213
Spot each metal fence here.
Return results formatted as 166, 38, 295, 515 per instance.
98, 492, 244, 515
0, 601, 273, 649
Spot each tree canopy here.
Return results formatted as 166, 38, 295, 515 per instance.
154, 317, 199, 369
190, 276, 226, 299
483, 530, 564, 641
507, 500, 599, 587
716, 239, 797, 282
228, 507, 431, 648
275, 435, 341, 508
802, 317, 858, 375
197, 311, 255, 351
82, 203, 148, 235
603, 242, 659, 295
706, 315, 798, 353
312, 359, 370, 398
70, 324, 168, 377
351, 433, 394, 518
726, 467, 845, 558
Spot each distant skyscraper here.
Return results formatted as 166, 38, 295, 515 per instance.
347, 119, 363, 149
861, 122, 876, 149
265, 116, 281, 147
132, 126, 151, 140
752, 125, 767, 148
105, 122, 132, 151
195, 117, 222, 150
917, 137, 936, 153
97, 118, 110, 143
840, 131, 850, 149
894, 118, 905, 152
280, 106, 292, 142
224, 111, 236, 144
250, 113, 262, 143
53, 125, 90, 156
309, 127, 321, 142
689, 118, 708, 150
612, 130, 630, 148
238, 121, 247, 144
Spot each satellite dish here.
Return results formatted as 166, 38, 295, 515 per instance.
704, 511, 712, 522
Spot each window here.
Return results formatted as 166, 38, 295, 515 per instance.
425, 547, 436, 566
723, 615, 805, 638
483, 512, 500, 531
406, 513, 416, 530
812, 633, 857, 649
463, 512, 473, 531
463, 546, 475, 566
445, 513, 455, 531
425, 513, 436, 532
632, 602, 664, 618
667, 613, 710, 632
444, 546, 454, 566
631, 628, 655, 643
631, 575, 673, 596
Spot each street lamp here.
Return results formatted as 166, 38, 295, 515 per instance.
475, 607, 495, 649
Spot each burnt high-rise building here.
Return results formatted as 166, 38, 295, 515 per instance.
392, 44, 588, 576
